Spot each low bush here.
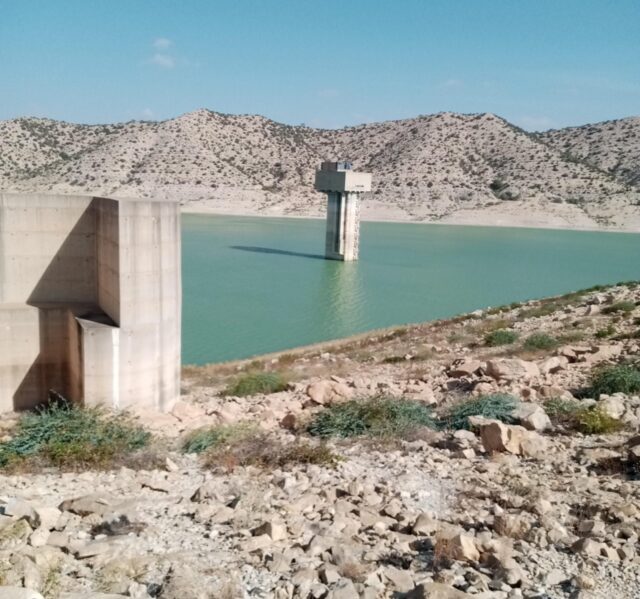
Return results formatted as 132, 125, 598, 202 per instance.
523, 333, 559, 351
441, 394, 517, 430
308, 397, 435, 438
484, 329, 519, 347
590, 364, 640, 398
545, 399, 623, 434
0, 403, 150, 470
224, 372, 288, 396
595, 324, 616, 339
182, 423, 254, 454
602, 301, 636, 315
202, 436, 340, 471
574, 407, 623, 435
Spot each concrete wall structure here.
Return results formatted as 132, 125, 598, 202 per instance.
314, 162, 372, 261
0, 193, 181, 413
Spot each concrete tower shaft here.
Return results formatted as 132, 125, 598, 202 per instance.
314, 162, 372, 261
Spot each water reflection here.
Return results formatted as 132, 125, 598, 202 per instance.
317, 261, 365, 336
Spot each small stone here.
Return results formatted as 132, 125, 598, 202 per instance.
252, 520, 287, 541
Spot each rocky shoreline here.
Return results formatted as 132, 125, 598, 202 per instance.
2, 282, 640, 598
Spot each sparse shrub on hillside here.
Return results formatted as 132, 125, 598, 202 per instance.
224, 372, 288, 396
590, 364, 640, 398
201, 434, 340, 471
441, 394, 517, 430
484, 329, 519, 347
182, 423, 254, 454
0, 403, 150, 470
308, 397, 435, 438
545, 398, 622, 434
602, 301, 636, 315
544, 398, 582, 427
595, 323, 616, 339
575, 407, 623, 435
523, 332, 559, 351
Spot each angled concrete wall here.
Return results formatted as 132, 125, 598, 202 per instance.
0, 192, 181, 413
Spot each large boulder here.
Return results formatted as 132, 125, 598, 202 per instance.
472, 418, 547, 457
486, 359, 540, 382
512, 402, 551, 431
306, 380, 353, 405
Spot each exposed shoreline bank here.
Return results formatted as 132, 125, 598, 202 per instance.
181, 204, 640, 234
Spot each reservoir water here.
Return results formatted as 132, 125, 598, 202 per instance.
182, 214, 640, 364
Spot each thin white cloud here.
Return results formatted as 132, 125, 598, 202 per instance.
153, 37, 173, 50
150, 53, 176, 69
141, 108, 155, 119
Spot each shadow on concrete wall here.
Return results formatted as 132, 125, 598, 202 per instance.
12, 206, 97, 411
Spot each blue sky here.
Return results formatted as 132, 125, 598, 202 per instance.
1, 0, 638, 130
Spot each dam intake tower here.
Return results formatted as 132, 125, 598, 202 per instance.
314, 161, 372, 261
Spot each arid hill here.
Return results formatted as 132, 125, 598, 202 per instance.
1, 110, 639, 229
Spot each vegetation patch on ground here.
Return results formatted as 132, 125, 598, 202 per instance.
590, 364, 640, 398
202, 435, 340, 471
544, 398, 623, 434
440, 394, 518, 430
0, 403, 151, 471
224, 371, 289, 396
484, 329, 519, 347
523, 332, 559, 351
308, 397, 435, 438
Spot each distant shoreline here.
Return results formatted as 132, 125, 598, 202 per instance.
180, 204, 640, 235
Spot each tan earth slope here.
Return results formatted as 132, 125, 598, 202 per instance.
1, 110, 639, 230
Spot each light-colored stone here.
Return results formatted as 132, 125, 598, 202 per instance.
486, 359, 540, 382
512, 402, 551, 431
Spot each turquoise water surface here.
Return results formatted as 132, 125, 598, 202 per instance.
182, 215, 640, 364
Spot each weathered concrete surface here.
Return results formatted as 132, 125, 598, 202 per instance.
314, 163, 371, 262
0, 193, 181, 412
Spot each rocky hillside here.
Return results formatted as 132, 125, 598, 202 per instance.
2, 282, 640, 597
1, 110, 640, 229
540, 117, 640, 187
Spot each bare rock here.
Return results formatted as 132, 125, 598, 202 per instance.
406, 582, 471, 598
539, 356, 568, 375
306, 380, 353, 405
0, 589, 44, 599
486, 359, 540, 382
449, 359, 483, 378
512, 402, 551, 431
473, 419, 547, 457
435, 531, 479, 562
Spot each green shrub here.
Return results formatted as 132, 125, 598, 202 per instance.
590, 364, 640, 398
0, 403, 150, 470
224, 372, 288, 396
308, 397, 435, 438
545, 399, 623, 434
602, 301, 636, 315
595, 324, 616, 339
523, 333, 559, 351
574, 407, 623, 435
182, 423, 254, 454
484, 329, 519, 347
441, 394, 518, 430
544, 398, 582, 427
